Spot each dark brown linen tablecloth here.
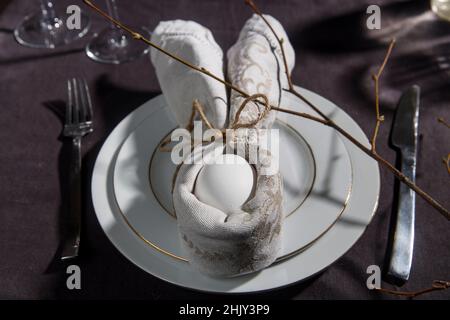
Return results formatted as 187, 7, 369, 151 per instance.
0, 0, 449, 300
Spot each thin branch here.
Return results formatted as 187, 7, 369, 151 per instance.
83, 0, 248, 99
83, 0, 450, 220
160, 100, 215, 152
193, 100, 214, 130
185, 102, 197, 133
246, 0, 449, 219
160, 101, 202, 151
438, 118, 450, 175
438, 117, 450, 129
272, 106, 329, 125
370, 39, 395, 153
244, 0, 328, 119
374, 280, 450, 298
245, 0, 293, 91
444, 154, 450, 175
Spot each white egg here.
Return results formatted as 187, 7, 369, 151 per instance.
194, 154, 256, 213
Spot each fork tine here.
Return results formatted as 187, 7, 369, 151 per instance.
66, 80, 73, 125
77, 78, 87, 123
72, 78, 80, 124
82, 79, 93, 121
78, 78, 92, 122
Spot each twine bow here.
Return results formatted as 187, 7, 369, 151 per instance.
229, 93, 271, 130
160, 93, 271, 152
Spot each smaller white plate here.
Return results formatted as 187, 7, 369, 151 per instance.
150, 122, 316, 219
113, 101, 353, 261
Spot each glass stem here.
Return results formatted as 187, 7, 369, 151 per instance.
39, 0, 57, 24
106, 0, 120, 30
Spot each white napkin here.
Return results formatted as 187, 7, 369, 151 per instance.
150, 20, 228, 129
150, 16, 291, 277
173, 143, 283, 277
227, 14, 295, 129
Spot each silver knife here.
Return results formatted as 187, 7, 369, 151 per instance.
387, 85, 420, 281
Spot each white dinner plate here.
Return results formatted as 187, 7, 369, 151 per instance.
91, 87, 380, 293
113, 105, 352, 262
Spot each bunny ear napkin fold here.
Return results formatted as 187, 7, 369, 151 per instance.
150, 14, 295, 277
150, 20, 228, 130
228, 14, 295, 129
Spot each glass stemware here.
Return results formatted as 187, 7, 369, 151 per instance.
431, 0, 450, 21
85, 0, 149, 64
14, 0, 90, 48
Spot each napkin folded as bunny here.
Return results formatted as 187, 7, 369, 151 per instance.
150, 14, 294, 277
228, 14, 295, 129
150, 20, 228, 129
174, 143, 283, 276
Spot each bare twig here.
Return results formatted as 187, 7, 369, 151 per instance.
244, 0, 328, 120
438, 117, 450, 174
244, 0, 293, 91
370, 39, 395, 153
185, 103, 197, 133
374, 280, 450, 298
193, 100, 214, 130
444, 154, 450, 175
84, 0, 247, 98
438, 117, 450, 129
160, 100, 215, 152
245, 0, 449, 220
83, 0, 450, 220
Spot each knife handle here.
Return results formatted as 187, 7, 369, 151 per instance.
387, 149, 416, 281
61, 137, 82, 260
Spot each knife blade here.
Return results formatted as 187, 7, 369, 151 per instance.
387, 85, 420, 282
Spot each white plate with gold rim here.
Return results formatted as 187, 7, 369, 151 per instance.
113, 103, 352, 263
92, 87, 380, 293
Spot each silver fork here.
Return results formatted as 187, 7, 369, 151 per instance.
61, 78, 93, 260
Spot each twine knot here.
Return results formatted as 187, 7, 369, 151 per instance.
229, 93, 271, 130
